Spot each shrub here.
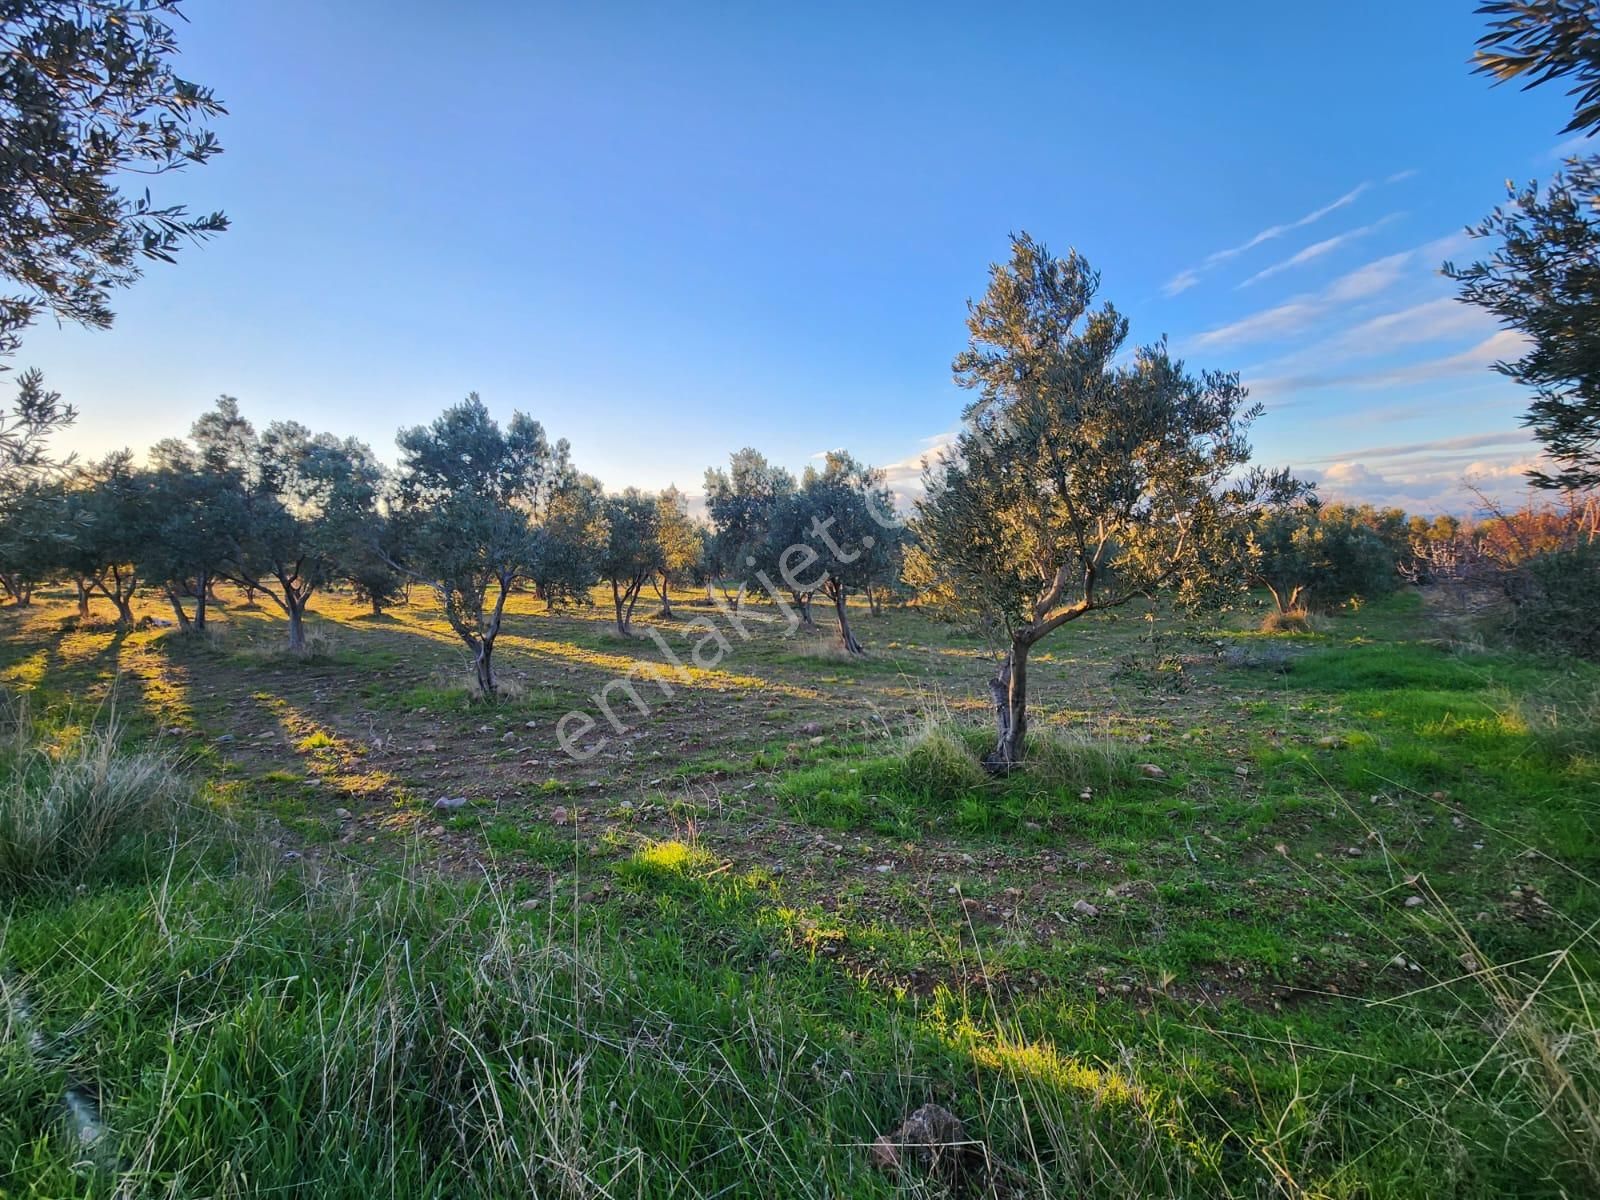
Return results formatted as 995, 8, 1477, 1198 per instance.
0, 710, 192, 896
1505, 543, 1600, 661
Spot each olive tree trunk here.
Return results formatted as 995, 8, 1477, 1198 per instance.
824, 580, 864, 655
984, 636, 1033, 771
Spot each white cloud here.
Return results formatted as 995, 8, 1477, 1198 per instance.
1385, 168, 1420, 184
1300, 429, 1550, 514
1238, 214, 1403, 289
1162, 269, 1200, 298
1547, 133, 1595, 160
1163, 182, 1371, 295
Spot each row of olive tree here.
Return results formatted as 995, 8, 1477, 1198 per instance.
0, 387, 915, 691
701, 448, 907, 654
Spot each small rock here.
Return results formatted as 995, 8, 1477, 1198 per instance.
1345, 846, 1363, 857
334, 807, 352, 821
1072, 899, 1099, 917
960, 897, 981, 913
1234, 765, 1249, 778
525, 721, 538, 729
808, 736, 825, 747
519, 898, 541, 910
1316, 735, 1343, 749
433, 796, 468, 811
1404, 895, 1425, 908
800, 722, 821, 735
502, 731, 516, 742
873, 863, 893, 873
214, 734, 235, 744
1138, 763, 1166, 779
281, 850, 301, 862
1136, 733, 1153, 744
551, 806, 570, 825
869, 1104, 974, 1183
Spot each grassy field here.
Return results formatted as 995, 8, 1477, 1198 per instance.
1, 583, 1597, 1197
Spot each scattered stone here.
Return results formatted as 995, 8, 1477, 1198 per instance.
214, 734, 235, 744
502, 731, 516, 742
519, 898, 541, 911
1316, 735, 1343, 749
281, 850, 301, 862
550, 806, 570, 825
433, 796, 468, 811
800, 722, 821, 735
334, 807, 352, 821
1404, 895, 1425, 908
1234, 765, 1249, 778
808, 736, 825, 747
1072, 899, 1099, 917
869, 1104, 974, 1183
420, 741, 439, 752
1345, 846, 1363, 857
1136, 733, 1153, 744
1138, 763, 1166, 779
873, 863, 893, 873
525, 721, 539, 729
960, 897, 981, 913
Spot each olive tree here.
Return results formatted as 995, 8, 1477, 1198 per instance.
393, 395, 570, 696
792, 450, 896, 655
57, 452, 149, 627
703, 449, 794, 606
140, 437, 245, 630
651, 484, 702, 618
1250, 500, 1396, 614
598, 487, 662, 636
914, 234, 1285, 769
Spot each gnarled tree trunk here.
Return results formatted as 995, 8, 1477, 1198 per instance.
984, 636, 1032, 771
824, 580, 864, 655
165, 586, 192, 632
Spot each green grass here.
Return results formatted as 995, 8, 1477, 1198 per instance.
4, 587, 1600, 1196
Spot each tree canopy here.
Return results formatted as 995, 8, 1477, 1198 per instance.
0, 0, 226, 359
914, 233, 1291, 766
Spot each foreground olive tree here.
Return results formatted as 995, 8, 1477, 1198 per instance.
913, 234, 1287, 769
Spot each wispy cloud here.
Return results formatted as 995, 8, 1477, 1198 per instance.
1192, 249, 1410, 349
1300, 429, 1531, 466
1163, 183, 1370, 296
1249, 328, 1526, 402
1547, 133, 1595, 160
1385, 168, 1419, 184
1238, 213, 1403, 288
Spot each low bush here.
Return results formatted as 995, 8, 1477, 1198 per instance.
1505, 543, 1600, 661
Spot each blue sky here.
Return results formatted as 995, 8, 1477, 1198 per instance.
21, 0, 1583, 514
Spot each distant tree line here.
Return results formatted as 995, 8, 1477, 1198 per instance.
0, 391, 913, 692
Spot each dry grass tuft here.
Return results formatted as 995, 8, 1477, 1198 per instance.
1260, 607, 1316, 634
0, 703, 193, 896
